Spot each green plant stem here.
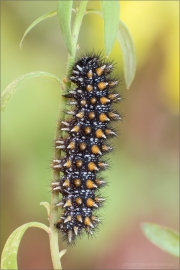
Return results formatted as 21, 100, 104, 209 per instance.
49, 2, 88, 269
66, 1, 89, 77
49, 88, 66, 270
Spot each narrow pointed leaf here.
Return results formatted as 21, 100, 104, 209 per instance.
1, 71, 63, 111
20, 10, 57, 49
59, 249, 67, 259
101, 1, 120, 56
40, 202, 50, 217
142, 223, 179, 257
117, 20, 136, 89
57, 1, 73, 55
85, 9, 136, 89
1, 222, 49, 270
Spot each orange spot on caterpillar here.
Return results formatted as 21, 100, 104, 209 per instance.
79, 142, 87, 151
84, 127, 91, 134
67, 141, 75, 150
95, 65, 106, 76
75, 197, 82, 205
64, 200, 72, 207
71, 125, 80, 133
76, 160, 83, 168
63, 160, 71, 168
86, 198, 98, 208
100, 97, 110, 105
76, 111, 84, 118
74, 179, 81, 187
84, 217, 94, 228
90, 97, 97, 104
88, 162, 98, 171
86, 180, 97, 189
76, 215, 83, 222
86, 85, 93, 92
91, 145, 102, 155
88, 112, 95, 120
99, 113, 110, 122
87, 70, 93, 79
63, 179, 70, 188
97, 82, 108, 90
95, 129, 106, 138
80, 100, 86, 106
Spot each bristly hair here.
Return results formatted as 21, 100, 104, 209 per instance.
52, 52, 122, 245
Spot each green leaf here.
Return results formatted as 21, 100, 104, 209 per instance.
142, 223, 179, 257
40, 202, 50, 217
117, 20, 136, 89
20, 10, 57, 49
57, 1, 73, 55
85, 10, 136, 89
1, 222, 49, 269
101, 1, 120, 56
1, 71, 63, 111
59, 249, 67, 259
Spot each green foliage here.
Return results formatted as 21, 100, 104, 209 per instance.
40, 202, 50, 217
1, 71, 62, 111
18, 1, 136, 89
59, 249, 67, 260
19, 10, 57, 49
85, 8, 136, 89
69, 1, 88, 58
117, 20, 136, 89
142, 223, 179, 257
1, 1, 137, 113
57, 1, 73, 55
1, 222, 49, 270
101, 1, 120, 56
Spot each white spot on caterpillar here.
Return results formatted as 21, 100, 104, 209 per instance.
76, 65, 82, 71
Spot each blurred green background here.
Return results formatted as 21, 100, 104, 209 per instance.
1, 1, 179, 269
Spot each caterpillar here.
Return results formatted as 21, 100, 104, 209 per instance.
52, 53, 121, 244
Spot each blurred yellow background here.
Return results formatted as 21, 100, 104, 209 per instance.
1, 1, 179, 269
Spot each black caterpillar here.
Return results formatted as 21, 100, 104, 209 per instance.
52, 53, 121, 244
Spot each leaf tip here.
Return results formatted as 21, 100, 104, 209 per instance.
125, 74, 135, 90
40, 202, 50, 217
59, 249, 67, 259
19, 41, 23, 49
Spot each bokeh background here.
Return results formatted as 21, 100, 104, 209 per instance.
1, 1, 179, 269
